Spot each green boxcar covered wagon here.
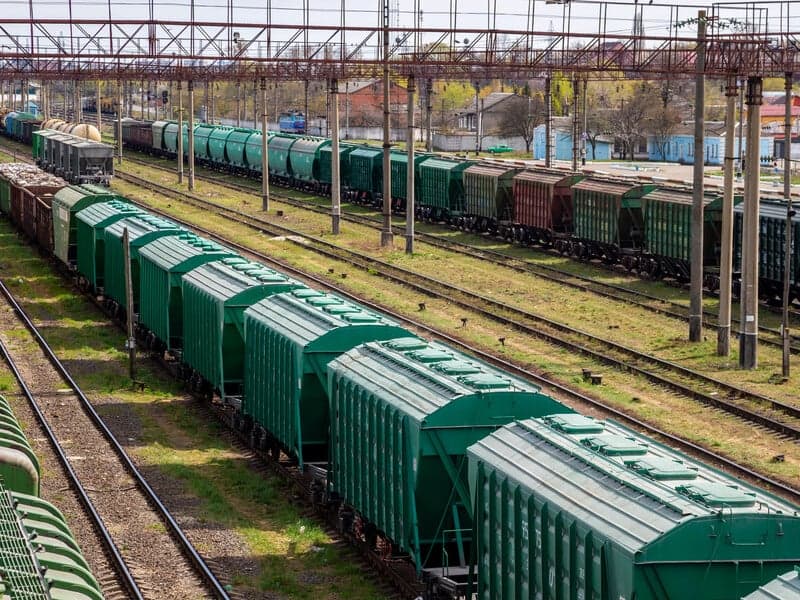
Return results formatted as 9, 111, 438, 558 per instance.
418, 157, 475, 221
181, 259, 306, 399
206, 125, 234, 168
223, 128, 256, 172
468, 414, 800, 600
319, 142, 356, 193
192, 123, 217, 165
267, 134, 298, 182
75, 200, 143, 291
388, 151, 430, 212
151, 120, 170, 153
348, 146, 384, 204
288, 137, 330, 191
327, 338, 572, 583
138, 234, 236, 351
102, 214, 183, 313
52, 184, 124, 267
243, 290, 410, 465
462, 163, 521, 232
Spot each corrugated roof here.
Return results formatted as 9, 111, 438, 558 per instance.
744, 569, 800, 599
183, 258, 300, 303
139, 233, 232, 271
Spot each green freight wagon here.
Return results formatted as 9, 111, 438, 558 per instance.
288, 137, 331, 187
192, 123, 216, 164
245, 131, 275, 174
138, 234, 236, 351
462, 163, 521, 232
152, 120, 170, 152
163, 121, 189, 156
388, 151, 430, 211
418, 157, 475, 221
0, 176, 10, 215
0, 485, 103, 599
468, 414, 800, 600
348, 146, 384, 203
734, 198, 800, 302
642, 187, 741, 282
319, 142, 356, 192
744, 569, 800, 599
0, 395, 39, 496
224, 128, 256, 171
243, 290, 410, 466
328, 339, 572, 580
103, 214, 183, 312
52, 184, 124, 267
207, 125, 235, 167
267, 134, 298, 181
572, 179, 655, 260
75, 201, 144, 291
181, 259, 306, 399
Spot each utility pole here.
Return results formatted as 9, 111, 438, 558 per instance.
188, 80, 195, 191
236, 81, 241, 127
718, 77, 737, 356
406, 74, 416, 255
545, 76, 553, 167
177, 81, 183, 184
474, 81, 480, 156
739, 76, 763, 369
425, 78, 433, 153
782, 72, 794, 378
689, 10, 706, 343
261, 77, 269, 212
96, 80, 102, 132
331, 78, 341, 233
123, 227, 136, 380
116, 80, 123, 165
380, 0, 393, 247
571, 76, 579, 172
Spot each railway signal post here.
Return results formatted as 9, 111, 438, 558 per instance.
740, 76, 763, 369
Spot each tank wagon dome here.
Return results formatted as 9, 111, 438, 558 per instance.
468, 414, 800, 600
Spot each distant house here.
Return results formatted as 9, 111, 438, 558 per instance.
532, 118, 613, 161
338, 79, 408, 126
646, 121, 773, 165
759, 103, 800, 134
456, 92, 521, 133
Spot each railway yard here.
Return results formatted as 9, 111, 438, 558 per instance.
4, 2, 800, 598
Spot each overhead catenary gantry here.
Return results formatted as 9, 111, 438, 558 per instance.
2, 0, 800, 368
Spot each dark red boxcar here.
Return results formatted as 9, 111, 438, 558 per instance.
513, 170, 585, 243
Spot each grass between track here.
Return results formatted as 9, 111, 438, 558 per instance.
0, 222, 386, 599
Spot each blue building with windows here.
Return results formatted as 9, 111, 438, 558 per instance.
646, 122, 773, 165
532, 119, 613, 161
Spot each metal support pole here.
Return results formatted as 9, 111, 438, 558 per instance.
406, 75, 416, 255
123, 227, 136, 380
96, 80, 102, 132
177, 81, 183, 184
474, 81, 480, 156
689, 10, 706, 343
737, 79, 745, 177
205, 80, 209, 123
782, 73, 794, 378
425, 78, 433, 152
304, 79, 310, 129
545, 77, 552, 167
718, 78, 737, 356
140, 79, 145, 120
116, 81, 123, 165
571, 77, 579, 172
261, 77, 269, 212
380, 0, 393, 248
188, 80, 195, 191
739, 76, 762, 369
582, 77, 588, 165
330, 78, 341, 233
147, 81, 151, 120
253, 80, 258, 129
236, 81, 241, 127
74, 82, 81, 122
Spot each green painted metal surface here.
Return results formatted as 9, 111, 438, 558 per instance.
207, 126, 235, 164
573, 180, 655, 248
245, 131, 274, 172
348, 146, 383, 197
0, 178, 11, 214
463, 164, 520, 220
288, 137, 330, 182
181, 259, 306, 398
418, 158, 475, 213
223, 128, 255, 168
319, 143, 355, 187
152, 120, 169, 151
52, 185, 124, 266
0, 487, 103, 599
138, 234, 235, 350
102, 215, 183, 311
163, 122, 189, 156
244, 291, 410, 466
328, 339, 572, 573
388, 152, 430, 201
192, 123, 216, 161
75, 200, 143, 290
735, 198, 800, 286
267, 134, 298, 178
643, 188, 738, 265
0, 395, 39, 496
468, 415, 800, 600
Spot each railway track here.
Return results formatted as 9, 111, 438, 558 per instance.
119, 153, 800, 354
112, 171, 800, 507
0, 277, 232, 600
116, 170, 800, 465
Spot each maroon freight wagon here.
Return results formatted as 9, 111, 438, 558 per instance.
512, 169, 584, 245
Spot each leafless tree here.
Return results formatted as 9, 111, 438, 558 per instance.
609, 84, 659, 160
647, 104, 683, 160
498, 93, 545, 153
